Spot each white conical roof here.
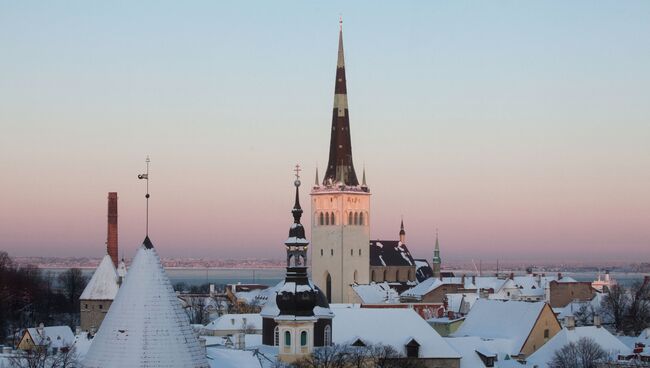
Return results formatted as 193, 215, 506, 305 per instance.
82, 238, 208, 368
80, 254, 119, 300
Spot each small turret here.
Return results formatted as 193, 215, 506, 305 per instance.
399, 218, 406, 244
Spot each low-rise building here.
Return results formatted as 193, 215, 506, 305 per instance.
17, 325, 74, 352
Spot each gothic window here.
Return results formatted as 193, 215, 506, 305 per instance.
353, 270, 358, 283
274, 326, 279, 346
331, 212, 335, 225
354, 212, 358, 225
326, 273, 332, 303
350, 249, 353, 256
359, 212, 364, 225
300, 331, 308, 346
348, 212, 353, 225
325, 212, 330, 225
324, 325, 332, 346
331, 249, 334, 256
320, 249, 323, 256
319, 212, 324, 226
285, 331, 291, 347
359, 249, 361, 256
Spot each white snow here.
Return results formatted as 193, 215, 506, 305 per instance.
205, 314, 262, 332
82, 241, 209, 368
332, 307, 461, 359
452, 299, 552, 356
445, 336, 523, 368
351, 282, 400, 304
25, 326, 75, 349
79, 254, 119, 300
526, 326, 631, 368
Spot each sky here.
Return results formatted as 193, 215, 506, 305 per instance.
1, 1, 649, 262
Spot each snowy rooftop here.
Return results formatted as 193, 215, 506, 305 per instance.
80, 254, 119, 300
351, 282, 400, 304
369, 240, 415, 267
205, 314, 262, 332
332, 306, 461, 359
526, 326, 631, 368
452, 299, 552, 355
447, 293, 479, 314
25, 326, 75, 349
82, 239, 209, 368
401, 277, 447, 299
445, 336, 523, 368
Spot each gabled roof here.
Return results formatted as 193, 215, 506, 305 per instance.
526, 326, 631, 368
25, 326, 74, 348
369, 240, 415, 267
205, 314, 262, 332
80, 254, 119, 300
82, 239, 209, 368
452, 299, 555, 356
414, 259, 433, 282
331, 306, 461, 359
352, 282, 400, 304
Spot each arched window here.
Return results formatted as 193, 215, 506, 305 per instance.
324, 325, 332, 346
319, 212, 324, 226
300, 331, 308, 346
359, 249, 361, 256
284, 331, 291, 346
350, 249, 353, 256
331, 212, 335, 225
348, 212, 353, 225
354, 212, 358, 225
320, 249, 323, 256
359, 212, 364, 225
353, 270, 358, 283
326, 273, 332, 303
274, 326, 279, 346
325, 212, 330, 225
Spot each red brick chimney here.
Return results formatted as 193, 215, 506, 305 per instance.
107, 192, 118, 267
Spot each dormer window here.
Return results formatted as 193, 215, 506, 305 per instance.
406, 338, 420, 358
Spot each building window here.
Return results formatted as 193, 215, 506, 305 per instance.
320, 249, 323, 256
544, 329, 549, 339
350, 249, 353, 256
300, 331, 308, 346
331, 212, 335, 225
99, 304, 103, 310
324, 325, 331, 346
354, 212, 358, 225
358, 249, 361, 256
359, 212, 364, 225
274, 326, 279, 346
285, 331, 291, 346
84, 304, 88, 309
348, 212, 353, 225
325, 212, 330, 225
319, 213, 324, 226
331, 249, 334, 256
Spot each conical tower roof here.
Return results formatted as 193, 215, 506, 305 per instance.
80, 254, 119, 300
83, 237, 208, 368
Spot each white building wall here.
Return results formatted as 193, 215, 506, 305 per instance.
311, 190, 370, 304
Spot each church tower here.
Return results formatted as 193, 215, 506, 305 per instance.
311, 20, 370, 304
432, 231, 441, 278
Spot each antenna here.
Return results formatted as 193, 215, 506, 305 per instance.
138, 156, 151, 236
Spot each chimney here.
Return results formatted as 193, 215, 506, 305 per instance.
557, 272, 563, 280
509, 272, 514, 280
107, 192, 118, 268
594, 314, 602, 328
565, 315, 575, 330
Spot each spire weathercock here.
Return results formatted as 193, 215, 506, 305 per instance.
138, 156, 153, 248
324, 17, 359, 187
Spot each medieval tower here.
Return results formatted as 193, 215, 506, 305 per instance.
311, 21, 370, 304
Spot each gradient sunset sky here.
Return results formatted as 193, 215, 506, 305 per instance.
1, 1, 649, 262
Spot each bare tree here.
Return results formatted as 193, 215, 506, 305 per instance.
549, 337, 608, 368
601, 285, 629, 332
184, 296, 210, 325
290, 343, 425, 368
574, 303, 594, 327
9, 345, 79, 368
625, 280, 650, 335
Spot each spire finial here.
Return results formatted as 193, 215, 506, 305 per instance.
315, 166, 319, 186
292, 164, 303, 222
339, 14, 343, 31
137, 156, 152, 247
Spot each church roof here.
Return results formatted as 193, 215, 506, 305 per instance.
369, 240, 415, 267
82, 238, 209, 368
80, 254, 119, 301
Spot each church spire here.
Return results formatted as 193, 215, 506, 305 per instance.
432, 229, 441, 278
324, 18, 359, 187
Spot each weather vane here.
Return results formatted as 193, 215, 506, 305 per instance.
138, 156, 150, 236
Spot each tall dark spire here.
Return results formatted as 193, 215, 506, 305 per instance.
323, 18, 359, 187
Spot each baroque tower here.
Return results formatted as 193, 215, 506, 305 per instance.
311, 20, 370, 304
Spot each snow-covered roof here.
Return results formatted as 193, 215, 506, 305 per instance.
526, 326, 631, 368
369, 240, 415, 267
452, 299, 553, 356
414, 259, 433, 282
260, 281, 333, 319
352, 282, 400, 304
445, 336, 523, 368
116, 259, 127, 278
205, 314, 262, 332
82, 239, 209, 368
447, 293, 479, 314
332, 307, 461, 359
80, 254, 119, 300
25, 326, 74, 348
206, 344, 276, 368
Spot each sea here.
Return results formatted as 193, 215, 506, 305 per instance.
41, 268, 646, 289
